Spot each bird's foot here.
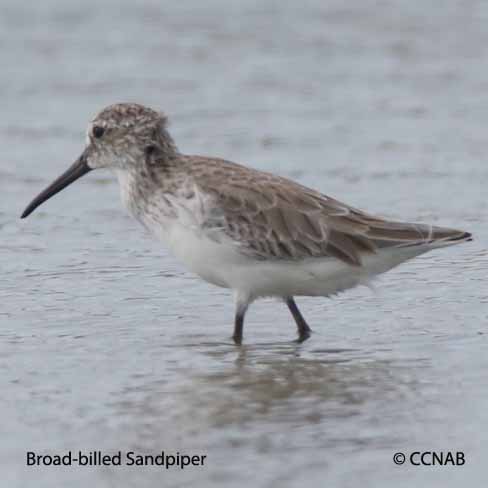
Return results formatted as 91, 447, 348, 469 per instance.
232, 334, 243, 346
295, 329, 312, 343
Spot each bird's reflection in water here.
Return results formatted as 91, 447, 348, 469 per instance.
111, 337, 417, 450
192, 341, 400, 429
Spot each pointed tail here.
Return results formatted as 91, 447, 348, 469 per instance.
366, 221, 472, 250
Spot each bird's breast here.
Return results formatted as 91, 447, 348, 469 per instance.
137, 189, 244, 289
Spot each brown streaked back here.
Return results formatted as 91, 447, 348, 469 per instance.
185, 156, 472, 265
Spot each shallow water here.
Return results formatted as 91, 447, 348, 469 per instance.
1, 0, 488, 486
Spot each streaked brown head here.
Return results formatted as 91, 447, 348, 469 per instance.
21, 103, 177, 218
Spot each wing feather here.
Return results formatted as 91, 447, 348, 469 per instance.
188, 157, 467, 266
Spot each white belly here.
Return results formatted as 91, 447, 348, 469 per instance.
223, 245, 427, 298
144, 214, 429, 299
146, 215, 247, 289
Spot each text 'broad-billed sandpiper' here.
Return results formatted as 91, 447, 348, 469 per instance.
21, 103, 472, 344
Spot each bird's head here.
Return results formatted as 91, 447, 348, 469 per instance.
21, 103, 176, 218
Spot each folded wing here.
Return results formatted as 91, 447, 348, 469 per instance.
192, 158, 470, 266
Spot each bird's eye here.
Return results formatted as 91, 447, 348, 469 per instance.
92, 126, 105, 139
145, 145, 156, 156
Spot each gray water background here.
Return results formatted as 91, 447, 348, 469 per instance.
1, 0, 487, 486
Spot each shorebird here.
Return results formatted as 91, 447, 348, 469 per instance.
21, 103, 472, 344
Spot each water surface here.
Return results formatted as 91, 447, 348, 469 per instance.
1, 1, 487, 486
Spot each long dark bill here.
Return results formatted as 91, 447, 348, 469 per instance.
21, 152, 91, 219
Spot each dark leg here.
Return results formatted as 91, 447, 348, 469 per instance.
233, 294, 250, 345
233, 310, 245, 345
286, 297, 312, 342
